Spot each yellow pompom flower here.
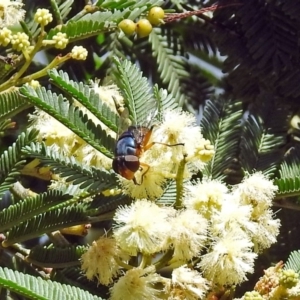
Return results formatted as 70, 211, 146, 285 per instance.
113, 199, 174, 255
198, 230, 257, 286
81, 236, 129, 286
110, 266, 163, 300
0, 0, 25, 28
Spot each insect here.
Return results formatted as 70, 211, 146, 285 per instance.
112, 104, 183, 185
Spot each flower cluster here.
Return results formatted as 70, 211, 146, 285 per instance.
0, 26, 11, 46
81, 172, 280, 299
0, 6, 83, 64
235, 262, 300, 300
52, 32, 69, 49
10, 31, 30, 51
0, 0, 25, 28
118, 108, 215, 200
0, 26, 33, 54
71, 45, 88, 60
34, 8, 53, 26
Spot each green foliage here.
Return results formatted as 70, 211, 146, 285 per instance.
0, 89, 30, 121
28, 244, 86, 268
112, 56, 155, 124
0, 189, 72, 232
285, 250, 300, 274
51, 267, 108, 298
149, 27, 189, 106
1, 0, 300, 298
50, 0, 74, 22
48, 69, 119, 132
0, 267, 102, 300
201, 98, 243, 181
19, 85, 115, 159
22, 142, 117, 192
4, 204, 89, 246
239, 96, 289, 177
275, 146, 300, 196
0, 129, 39, 197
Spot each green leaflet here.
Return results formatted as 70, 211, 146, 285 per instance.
0, 267, 102, 300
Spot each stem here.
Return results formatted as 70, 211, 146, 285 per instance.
10, 243, 30, 256
0, 29, 46, 92
115, 257, 133, 270
88, 211, 115, 223
18, 54, 71, 85
164, 3, 242, 23
153, 249, 174, 271
175, 155, 187, 208
139, 254, 152, 269
11, 181, 36, 200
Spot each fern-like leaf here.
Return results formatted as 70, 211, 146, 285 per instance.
240, 98, 289, 176
19, 85, 115, 158
149, 27, 189, 106
200, 98, 243, 180
88, 193, 131, 216
48, 69, 119, 132
28, 245, 86, 268
0, 89, 31, 121
50, 0, 74, 22
112, 56, 156, 125
23, 142, 117, 193
51, 267, 107, 297
48, 1, 163, 42
284, 250, 300, 273
0, 190, 72, 232
95, 0, 163, 10
275, 146, 300, 196
4, 205, 89, 246
0, 267, 102, 300
156, 180, 177, 206
0, 128, 39, 197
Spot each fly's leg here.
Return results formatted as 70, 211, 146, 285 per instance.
133, 162, 150, 185
140, 162, 150, 184
144, 141, 184, 151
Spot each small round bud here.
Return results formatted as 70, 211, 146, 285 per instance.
53, 32, 69, 49
118, 19, 136, 36
136, 19, 152, 38
0, 27, 12, 46
71, 46, 88, 60
147, 7, 165, 26
279, 269, 299, 289
11, 32, 30, 51
34, 8, 53, 26
25, 80, 40, 88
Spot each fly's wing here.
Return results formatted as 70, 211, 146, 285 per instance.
139, 98, 158, 128
113, 94, 132, 138
132, 98, 158, 145
117, 107, 132, 137
115, 95, 158, 143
